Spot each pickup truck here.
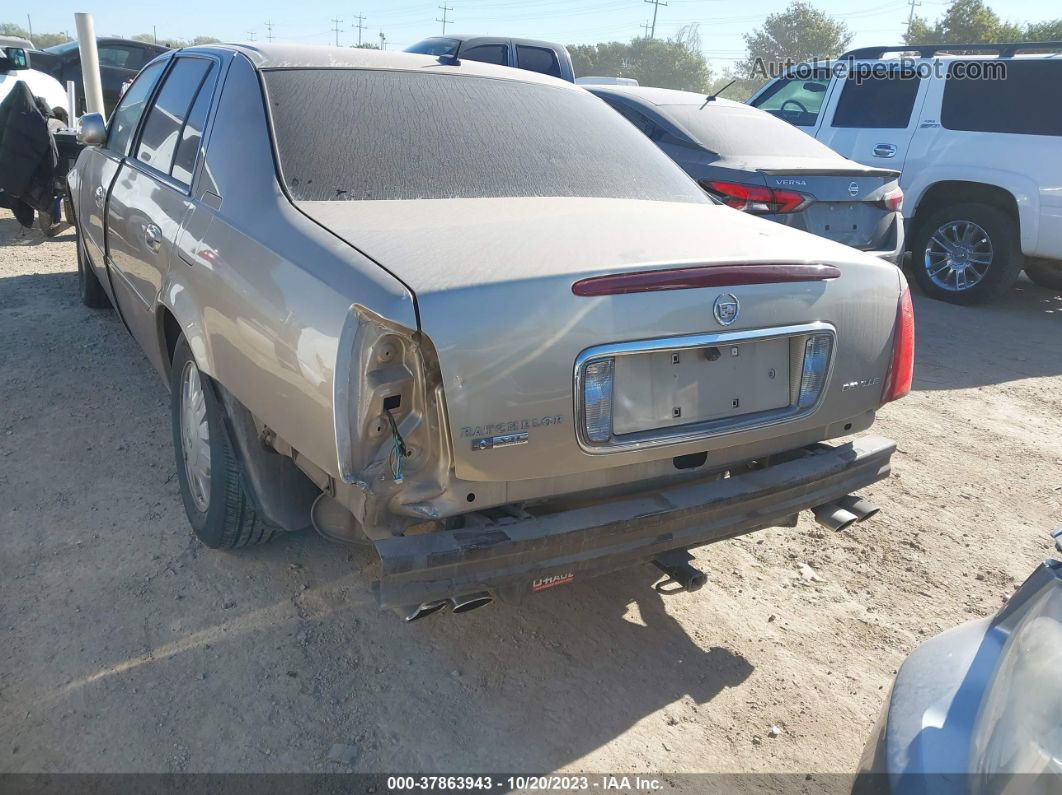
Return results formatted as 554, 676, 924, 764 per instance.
68, 44, 912, 620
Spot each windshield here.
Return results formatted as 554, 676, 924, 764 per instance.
44, 40, 79, 54
263, 69, 708, 203
661, 102, 843, 160
404, 38, 460, 56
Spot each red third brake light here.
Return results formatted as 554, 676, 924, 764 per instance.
703, 180, 809, 214
882, 287, 915, 403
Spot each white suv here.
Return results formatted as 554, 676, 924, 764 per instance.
748, 43, 1062, 304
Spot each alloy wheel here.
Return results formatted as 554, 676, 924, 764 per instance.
923, 219, 994, 292
179, 361, 212, 512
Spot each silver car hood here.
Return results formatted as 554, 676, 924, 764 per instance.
298, 197, 902, 482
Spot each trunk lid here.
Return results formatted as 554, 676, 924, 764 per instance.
298, 197, 902, 482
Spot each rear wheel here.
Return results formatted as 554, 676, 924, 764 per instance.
76, 228, 111, 309
170, 338, 275, 549
909, 202, 1022, 305
1024, 259, 1062, 291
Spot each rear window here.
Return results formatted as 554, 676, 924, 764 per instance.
942, 60, 1062, 136
263, 69, 707, 203
662, 102, 844, 159
831, 71, 921, 128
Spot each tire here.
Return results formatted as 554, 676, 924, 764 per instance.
76, 227, 111, 309
909, 202, 1022, 305
36, 207, 64, 237
170, 337, 276, 549
1024, 259, 1062, 291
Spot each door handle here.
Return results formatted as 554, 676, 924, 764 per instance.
94, 186, 105, 208
873, 143, 897, 158
144, 223, 163, 253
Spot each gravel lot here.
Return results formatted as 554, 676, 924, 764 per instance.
1, 208, 1060, 775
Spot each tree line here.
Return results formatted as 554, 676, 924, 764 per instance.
5, 0, 1061, 98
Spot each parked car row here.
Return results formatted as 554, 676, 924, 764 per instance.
749, 42, 1062, 304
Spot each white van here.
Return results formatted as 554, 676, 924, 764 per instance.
748, 43, 1062, 304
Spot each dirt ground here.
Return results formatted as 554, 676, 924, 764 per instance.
1, 208, 1060, 775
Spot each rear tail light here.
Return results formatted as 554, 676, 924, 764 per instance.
882, 287, 915, 403
582, 359, 614, 442
881, 187, 904, 212
702, 180, 810, 214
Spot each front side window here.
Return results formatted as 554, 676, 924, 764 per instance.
750, 72, 830, 126
106, 59, 166, 155
460, 44, 508, 66
831, 71, 921, 128
263, 69, 707, 203
942, 60, 1062, 136
136, 58, 214, 176
516, 45, 561, 78
98, 46, 142, 69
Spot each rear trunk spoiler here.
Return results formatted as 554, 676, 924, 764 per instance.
757, 167, 900, 178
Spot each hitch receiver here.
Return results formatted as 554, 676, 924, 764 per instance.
652, 549, 707, 593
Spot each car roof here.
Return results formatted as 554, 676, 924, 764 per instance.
415, 34, 565, 48
588, 84, 745, 109
184, 43, 580, 89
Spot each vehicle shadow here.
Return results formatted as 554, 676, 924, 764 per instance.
909, 278, 1062, 391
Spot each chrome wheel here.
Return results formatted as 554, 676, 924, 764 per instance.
923, 219, 994, 292
179, 361, 211, 512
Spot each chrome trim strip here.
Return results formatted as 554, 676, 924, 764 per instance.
573, 321, 836, 454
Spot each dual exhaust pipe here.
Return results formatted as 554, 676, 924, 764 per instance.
401, 591, 493, 622
812, 494, 880, 532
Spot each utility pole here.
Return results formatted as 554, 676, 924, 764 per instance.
436, 4, 453, 35
153, 25, 157, 45
379, 30, 387, 50
247, 30, 256, 41
905, 0, 922, 41
331, 18, 343, 47
26, 14, 33, 42
353, 14, 367, 46
265, 20, 274, 42
643, 0, 667, 40
640, 21, 652, 39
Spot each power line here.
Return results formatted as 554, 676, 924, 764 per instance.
644, 0, 667, 39
265, 20, 274, 42
905, 0, 922, 41
353, 13, 367, 46
436, 4, 453, 35
330, 17, 343, 46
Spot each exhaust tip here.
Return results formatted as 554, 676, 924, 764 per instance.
402, 599, 448, 622
812, 503, 860, 532
451, 593, 493, 614
836, 495, 881, 522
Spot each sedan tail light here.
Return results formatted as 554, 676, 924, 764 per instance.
882, 287, 915, 403
702, 180, 810, 214
881, 187, 904, 212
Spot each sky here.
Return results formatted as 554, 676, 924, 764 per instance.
10, 0, 1060, 69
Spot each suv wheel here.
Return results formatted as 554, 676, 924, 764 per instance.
170, 338, 275, 549
76, 229, 111, 309
1024, 259, 1062, 291
910, 202, 1022, 305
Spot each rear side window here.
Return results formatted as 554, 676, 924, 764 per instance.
263, 69, 707, 203
170, 66, 219, 185
106, 59, 165, 154
136, 58, 214, 176
831, 71, 921, 128
750, 72, 830, 126
516, 45, 561, 78
942, 60, 1062, 136
98, 45, 143, 70
461, 44, 508, 66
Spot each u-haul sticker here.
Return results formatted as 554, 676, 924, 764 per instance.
532, 572, 575, 592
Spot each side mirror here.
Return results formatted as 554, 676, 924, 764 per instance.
78, 113, 107, 146
1, 47, 30, 71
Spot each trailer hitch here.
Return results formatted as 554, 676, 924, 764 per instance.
652, 549, 707, 593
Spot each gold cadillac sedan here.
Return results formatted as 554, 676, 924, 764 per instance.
68, 44, 913, 619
